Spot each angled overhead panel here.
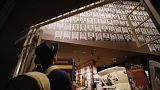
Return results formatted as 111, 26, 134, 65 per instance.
40, 0, 160, 55
126, 3, 160, 48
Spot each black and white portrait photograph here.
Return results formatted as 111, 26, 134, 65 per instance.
144, 36, 151, 42
99, 13, 105, 18
118, 14, 125, 20
80, 12, 86, 17
85, 11, 92, 18
137, 35, 145, 42
54, 31, 63, 39
147, 44, 156, 52
108, 26, 115, 33
135, 28, 142, 35
140, 28, 147, 35
110, 33, 117, 41
95, 33, 102, 41
106, 19, 113, 26
122, 27, 129, 34
105, 13, 112, 19
114, 20, 120, 26
63, 31, 71, 40
101, 25, 107, 32
80, 24, 87, 31
72, 24, 79, 31
88, 32, 95, 40
146, 29, 154, 35
117, 34, 124, 41
152, 28, 159, 35
92, 12, 99, 18
80, 32, 87, 40
115, 26, 122, 34
65, 17, 71, 23
116, 9, 121, 14
123, 34, 132, 42
111, 14, 118, 19
103, 33, 110, 41
71, 32, 79, 40
72, 16, 79, 23
87, 25, 94, 32
80, 17, 87, 24
93, 18, 100, 24
100, 18, 106, 25
153, 44, 160, 52
87, 18, 93, 24
95, 25, 101, 32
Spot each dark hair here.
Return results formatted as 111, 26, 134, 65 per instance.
35, 42, 58, 65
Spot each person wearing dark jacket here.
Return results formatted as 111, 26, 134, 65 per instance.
6, 42, 72, 90
34, 42, 72, 90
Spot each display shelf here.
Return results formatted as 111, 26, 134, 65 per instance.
98, 66, 131, 90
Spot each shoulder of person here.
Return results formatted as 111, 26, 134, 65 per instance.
6, 72, 50, 90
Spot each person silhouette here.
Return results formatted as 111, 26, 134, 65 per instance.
34, 42, 72, 90
33, 42, 58, 72
6, 42, 72, 90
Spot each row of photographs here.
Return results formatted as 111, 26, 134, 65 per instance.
153, 43, 160, 51
81, 10, 148, 17
71, 24, 130, 33
52, 21, 155, 30
78, 1, 147, 16
53, 30, 160, 53
60, 15, 152, 25
101, 4, 138, 11
137, 35, 160, 44
41, 0, 160, 53
46, 23, 159, 36
54, 31, 132, 41
69, 13, 147, 20
84, 8, 148, 17
54, 31, 160, 44
112, 0, 140, 6
135, 28, 159, 35
66, 11, 149, 21
54, 31, 160, 52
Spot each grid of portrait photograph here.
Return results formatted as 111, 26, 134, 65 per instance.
41, 0, 160, 53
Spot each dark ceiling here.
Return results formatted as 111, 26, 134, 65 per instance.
0, 0, 99, 89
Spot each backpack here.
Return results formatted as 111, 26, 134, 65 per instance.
6, 66, 59, 90
24, 72, 51, 90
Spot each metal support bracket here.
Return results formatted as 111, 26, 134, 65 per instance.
126, 3, 160, 48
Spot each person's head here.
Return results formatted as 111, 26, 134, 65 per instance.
35, 42, 58, 67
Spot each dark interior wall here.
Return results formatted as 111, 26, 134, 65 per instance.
0, 0, 99, 89
0, 0, 7, 10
